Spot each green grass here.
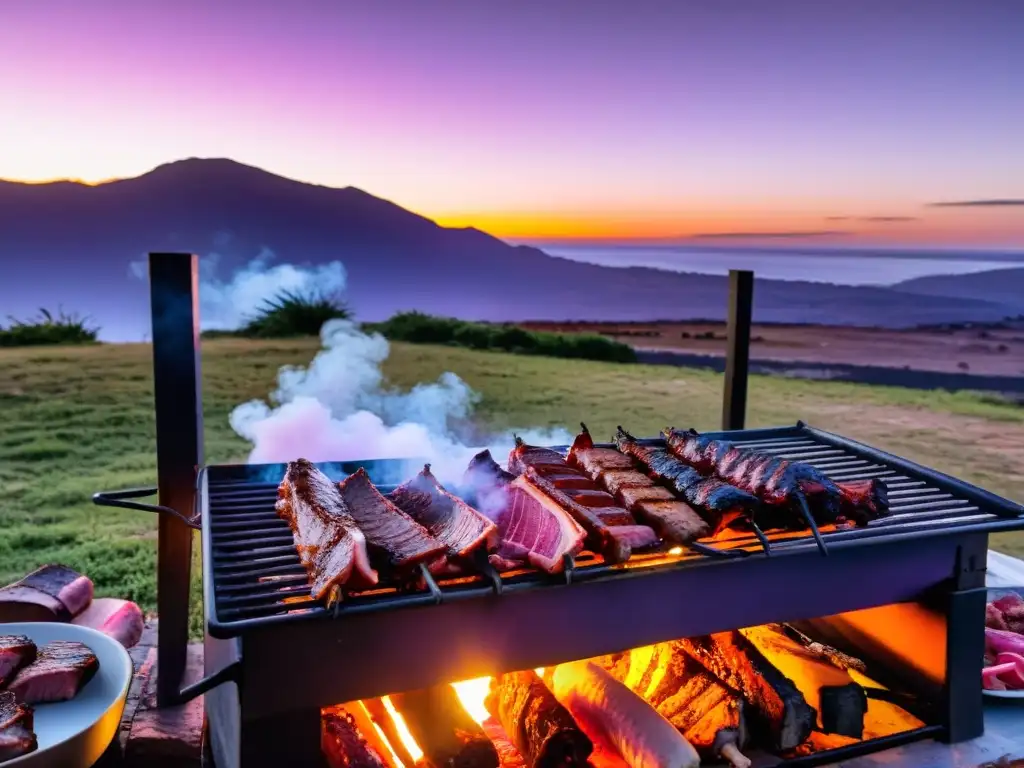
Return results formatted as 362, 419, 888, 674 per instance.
367, 311, 637, 363
0, 338, 1021, 637
0, 308, 99, 347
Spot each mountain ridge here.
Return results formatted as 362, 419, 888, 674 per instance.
1, 158, 1019, 341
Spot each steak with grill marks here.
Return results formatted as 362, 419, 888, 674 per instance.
490, 477, 587, 573
0, 691, 36, 762
7, 641, 98, 705
277, 459, 379, 600
338, 468, 447, 570
388, 465, 498, 560
0, 636, 36, 688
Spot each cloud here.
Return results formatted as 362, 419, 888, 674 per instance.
824, 216, 917, 223
926, 199, 1024, 208
689, 230, 851, 239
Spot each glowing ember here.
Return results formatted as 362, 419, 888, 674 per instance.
451, 677, 492, 725
359, 701, 406, 768
668, 546, 684, 556
381, 695, 424, 762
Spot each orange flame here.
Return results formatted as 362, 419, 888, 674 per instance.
450, 668, 548, 726
381, 696, 424, 763
359, 701, 406, 768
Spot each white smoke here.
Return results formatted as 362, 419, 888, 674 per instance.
228, 297, 571, 487
129, 248, 346, 332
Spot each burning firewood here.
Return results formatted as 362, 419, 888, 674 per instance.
485, 670, 593, 768
738, 624, 867, 739
618, 643, 751, 768
388, 684, 500, 768
675, 632, 816, 752
551, 660, 700, 768
322, 706, 391, 768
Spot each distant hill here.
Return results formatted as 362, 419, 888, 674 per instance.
0, 158, 1019, 340
894, 268, 1024, 306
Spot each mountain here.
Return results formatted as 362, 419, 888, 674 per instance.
1, 158, 1019, 340
894, 268, 1024, 306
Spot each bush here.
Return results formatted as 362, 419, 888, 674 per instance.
204, 289, 351, 339
369, 312, 637, 363
0, 309, 99, 347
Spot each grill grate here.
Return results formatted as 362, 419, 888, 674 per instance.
200, 423, 1024, 636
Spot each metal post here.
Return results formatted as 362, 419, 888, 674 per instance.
149, 252, 204, 707
722, 269, 754, 430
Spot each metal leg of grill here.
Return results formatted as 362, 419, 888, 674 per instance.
941, 533, 988, 743
240, 709, 325, 767
149, 252, 205, 706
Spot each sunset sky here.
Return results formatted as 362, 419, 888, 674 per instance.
2, 0, 1023, 245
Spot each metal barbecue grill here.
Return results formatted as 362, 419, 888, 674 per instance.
93, 255, 1024, 768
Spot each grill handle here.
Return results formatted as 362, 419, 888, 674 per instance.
92, 487, 202, 531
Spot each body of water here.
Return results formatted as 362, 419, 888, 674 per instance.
538, 245, 1024, 286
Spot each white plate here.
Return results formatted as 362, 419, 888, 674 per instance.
2, 622, 132, 768
983, 688, 1024, 699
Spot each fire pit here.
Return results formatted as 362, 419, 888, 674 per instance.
93, 255, 1024, 768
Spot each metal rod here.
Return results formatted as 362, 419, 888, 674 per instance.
722, 269, 754, 430
149, 252, 204, 707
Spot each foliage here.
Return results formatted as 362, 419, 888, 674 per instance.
367, 312, 638, 363
0, 308, 99, 347
203, 289, 351, 339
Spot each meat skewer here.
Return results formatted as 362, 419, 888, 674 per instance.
509, 437, 659, 564
389, 464, 499, 560
388, 684, 500, 768
613, 427, 776, 555
485, 670, 593, 768
664, 428, 889, 526
339, 468, 449, 574
277, 459, 379, 600
550, 660, 700, 768
675, 632, 816, 752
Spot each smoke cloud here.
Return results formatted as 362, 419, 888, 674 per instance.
129, 248, 346, 331
229, 306, 570, 487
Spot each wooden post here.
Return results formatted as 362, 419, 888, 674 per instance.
149, 253, 204, 707
722, 270, 754, 430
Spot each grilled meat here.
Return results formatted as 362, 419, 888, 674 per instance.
568, 425, 710, 545
676, 632, 816, 752
389, 465, 498, 560
551, 660, 700, 768
488, 476, 587, 573
7, 641, 98, 705
321, 706, 390, 768
617, 643, 751, 768
664, 428, 889, 526
0, 690, 36, 762
0, 564, 94, 623
614, 428, 760, 535
389, 684, 499, 768
339, 468, 448, 572
277, 459, 379, 600
739, 625, 867, 739
510, 437, 658, 563
0, 636, 36, 688
486, 670, 593, 768
465, 450, 516, 489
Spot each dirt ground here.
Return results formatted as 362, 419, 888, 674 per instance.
520, 320, 1024, 376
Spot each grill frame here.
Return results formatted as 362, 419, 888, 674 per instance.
199, 421, 1024, 639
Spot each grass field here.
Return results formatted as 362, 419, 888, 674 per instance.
1, 337, 1022, 636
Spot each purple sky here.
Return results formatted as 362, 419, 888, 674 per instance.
2, 0, 1023, 243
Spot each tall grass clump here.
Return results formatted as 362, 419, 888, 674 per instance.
0, 309, 99, 347
205, 289, 352, 338
368, 312, 637, 363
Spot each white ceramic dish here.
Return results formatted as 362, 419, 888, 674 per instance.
982, 688, 1024, 699
2, 622, 132, 768
983, 585, 1024, 700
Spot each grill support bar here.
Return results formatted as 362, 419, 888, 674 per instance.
722, 268, 754, 430
149, 252, 205, 707
942, 533, 987, 743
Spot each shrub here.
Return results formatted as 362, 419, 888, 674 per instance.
0, 308, 99, 347
370, 312, 637, 363
204, 289, 351, 339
